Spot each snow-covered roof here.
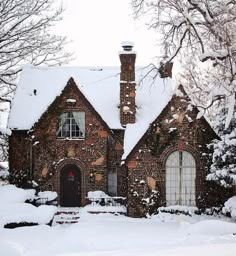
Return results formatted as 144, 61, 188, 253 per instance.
8, 65, 175, 159
8, 65, 122, 130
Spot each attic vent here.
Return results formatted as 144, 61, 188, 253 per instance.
66, 98, 76, 103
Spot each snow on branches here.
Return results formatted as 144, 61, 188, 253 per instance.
0, 0, 72, 104
132, 0, 236, 187
132, 0, 236, 122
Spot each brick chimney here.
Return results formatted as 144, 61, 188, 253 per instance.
159, 61, 173, 78
159, 43, 173, 78
119, 41, 136, 126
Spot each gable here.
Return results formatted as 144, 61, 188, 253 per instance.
123, 84, 218, 161
31, 77, 113, 136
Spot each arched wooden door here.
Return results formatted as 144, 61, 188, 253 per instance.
166, 151, 196, 206
60, 165, 80, 207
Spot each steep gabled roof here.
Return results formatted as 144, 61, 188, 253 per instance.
8, 65, 176, 159
8, 65, 175, 132
122, 84, 218, 161
8, 66, 122, 130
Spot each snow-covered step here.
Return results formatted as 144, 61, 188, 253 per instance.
52, 208, 80, 225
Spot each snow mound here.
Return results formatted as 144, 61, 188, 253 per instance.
0, 241, 21, 256
222, 196, 236, 219
0, 185, 35, 203
187, 220, 236, 235
0, 203, 57, 227
0, 185, 57, 227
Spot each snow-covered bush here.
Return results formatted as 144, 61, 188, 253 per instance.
0, 185, 57, 228
158, 205, 198, 216
222, 196, 236, 220
9, 169, 32, 188
141, 190, 161, 216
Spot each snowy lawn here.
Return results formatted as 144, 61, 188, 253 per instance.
1, 210, 236, 256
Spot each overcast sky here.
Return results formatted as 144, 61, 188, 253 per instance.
56, 0, 161, 66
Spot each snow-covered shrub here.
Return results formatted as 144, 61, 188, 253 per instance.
222, 196, 236, 220
207, 133, 236, 187
198, 180, 233, 209
141, 190, 161, 216
9, 169, 32, 188
158, 205, 198, 216
0, 185, 57, 228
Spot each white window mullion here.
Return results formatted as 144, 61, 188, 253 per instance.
70, 115, 72, 138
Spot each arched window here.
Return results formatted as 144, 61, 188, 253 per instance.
165, 151, 196, 206
57, 111, 85, 139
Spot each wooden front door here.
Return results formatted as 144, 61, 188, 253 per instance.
60, 165, 80, 207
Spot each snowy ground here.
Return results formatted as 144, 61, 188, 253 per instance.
1, 210, 236, 256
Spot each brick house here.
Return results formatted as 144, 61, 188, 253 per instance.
8, 43, 220, 217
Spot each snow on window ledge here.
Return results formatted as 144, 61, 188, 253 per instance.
57, 137, 85, 141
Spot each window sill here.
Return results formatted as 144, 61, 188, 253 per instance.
57, 137, 85, 141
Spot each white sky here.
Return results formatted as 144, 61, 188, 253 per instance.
56, 0, 161, 66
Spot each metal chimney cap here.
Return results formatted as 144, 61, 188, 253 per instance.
121, 41, 134, 51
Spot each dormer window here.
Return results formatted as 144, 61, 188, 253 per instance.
57, 111, 85, 139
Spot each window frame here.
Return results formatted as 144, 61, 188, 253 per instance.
165, 150, 196, 206
57, 111, 85, 140
108, 168, 118, 196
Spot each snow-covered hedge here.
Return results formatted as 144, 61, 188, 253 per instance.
158, 205, 198, 216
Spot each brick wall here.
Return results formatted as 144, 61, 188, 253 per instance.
9, 78, 117, 206
126, 87, 219, 217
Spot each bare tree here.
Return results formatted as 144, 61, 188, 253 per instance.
132, 0, 236, 187
132, 0, 236, 116
0, 0, 72, 104
0, 0, 72, 161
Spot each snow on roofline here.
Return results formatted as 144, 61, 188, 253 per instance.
8, 65, 176, 160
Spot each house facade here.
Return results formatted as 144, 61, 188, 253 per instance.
8, 43, 222, 217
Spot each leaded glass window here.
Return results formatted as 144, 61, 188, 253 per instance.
166, 151, 196, 206
57, 111, 85, 139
